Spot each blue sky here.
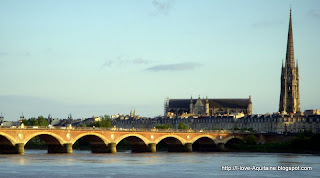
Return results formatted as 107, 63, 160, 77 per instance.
0, 0, 319, 120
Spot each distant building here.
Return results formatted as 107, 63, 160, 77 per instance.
0, 121, 21, 127
47, 114, 61, 126
304, 109, 320, 117
112, 109, 140, 120
112, 112, 320, 134
164, 96, 252, 117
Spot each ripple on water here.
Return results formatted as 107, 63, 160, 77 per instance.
0, 151, 319, 177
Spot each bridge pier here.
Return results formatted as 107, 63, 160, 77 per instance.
184, 143, 192, 152
108, 143, 117, 153
0, 143, 25, 154
217, 143, 225, 151
16, 143, 25, 154
48, 143, 72, 154
259, 134, 264, 144
148, 143, 156, 153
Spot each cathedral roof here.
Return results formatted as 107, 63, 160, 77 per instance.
168, 98, 250, 109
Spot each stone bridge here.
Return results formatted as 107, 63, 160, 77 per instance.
0, 127, 291, 154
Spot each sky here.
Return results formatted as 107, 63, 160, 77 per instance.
0, 0, 319, 120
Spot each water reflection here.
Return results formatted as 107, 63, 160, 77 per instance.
0, 151, 319, 177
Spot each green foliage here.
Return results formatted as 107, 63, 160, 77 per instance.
22, 116, 48, 126
178, 122, 188, 130
37, 116, 48, 126
73, 137, 91, 150
25, 136, 47, 149
155, 124, 173, 129
245, 135, 257, 145
311, 134, 320, 145
248, 128, 254, 132
117, 139, 131, 150
89, 115, 111, 128
227, 133, 320, 153
310, 133, 320, 150
291, 136, 309, 149
29, 117, 38, 126
297, 130, 313, 137
22, 119, 29, 126
233, 127, 239, 130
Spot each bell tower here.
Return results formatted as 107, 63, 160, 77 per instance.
279, 9, 301, 114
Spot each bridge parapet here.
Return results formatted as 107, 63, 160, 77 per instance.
1, 126, 255, 134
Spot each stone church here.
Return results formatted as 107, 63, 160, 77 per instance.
165, 96, 252, 117
279, 9, 301, 114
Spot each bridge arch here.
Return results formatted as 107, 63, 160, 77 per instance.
72, 132, 110, 153
115, 134, 150, 153
154, 135, 186, 145
71, 132, 109, 145
191, 135, 218, 152
23, 132, 65, 145
190, 135, 217, 144
115, 134, 149, 145
155, 135, 186, 152
222, 136, 244, 144
0, 132, 16, 145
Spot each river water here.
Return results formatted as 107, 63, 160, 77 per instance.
0, 150, 319, 177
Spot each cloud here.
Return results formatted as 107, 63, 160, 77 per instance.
308, 9, 320, 19
152, 0, 174, 15
102, 60, 115, 67
133, 58, 151, 64
146, 62, 201, 72
102, 56, 151, 68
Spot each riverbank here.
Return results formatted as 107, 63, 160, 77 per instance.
227, 133, 320, 154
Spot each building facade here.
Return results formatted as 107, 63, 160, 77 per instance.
112, 114, 320, 134
279, 9, 301, 114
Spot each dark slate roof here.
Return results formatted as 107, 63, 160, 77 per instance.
168, 99, 191, 108
168, 98, 250, 109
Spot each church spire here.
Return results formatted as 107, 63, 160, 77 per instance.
286, 8, 295, 68
279, 9, 300, 114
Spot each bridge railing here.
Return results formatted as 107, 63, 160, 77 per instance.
0, 126, 257, 134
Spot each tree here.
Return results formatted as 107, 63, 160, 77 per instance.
178, 122, 188, 130
99, 118, 111, 127
22, 116, 48, 126
90, 115, 111, 128
155, 124, 172, 129
37, 116, 48, 126
29, 117, 38, 126
22, 119, 29, 126
245, 135, 257, 145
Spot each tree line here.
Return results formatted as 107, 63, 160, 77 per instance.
21, 115, 112, 128
22, 116, 48, 126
